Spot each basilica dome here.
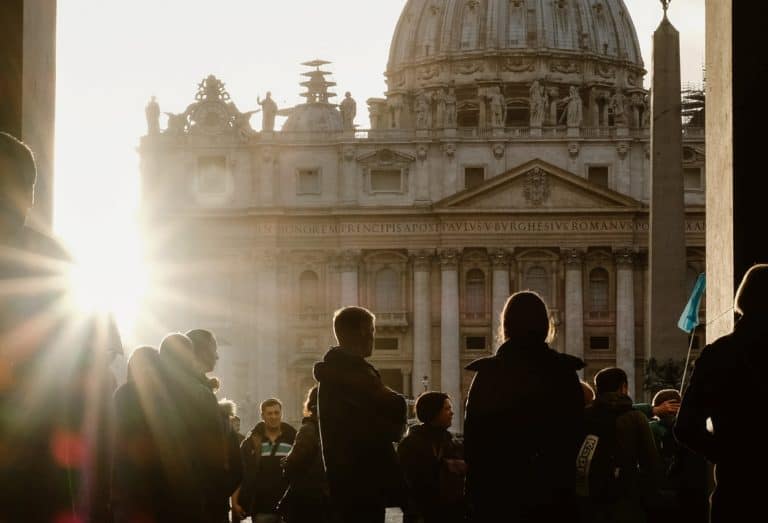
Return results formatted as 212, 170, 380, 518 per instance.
386, 0, 645, 93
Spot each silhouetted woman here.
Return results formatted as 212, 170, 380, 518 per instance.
464, 291, 584, 522
278, 386, 330, 523
676, 264, 768, 522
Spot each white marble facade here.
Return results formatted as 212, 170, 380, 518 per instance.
139, 0, 705, 428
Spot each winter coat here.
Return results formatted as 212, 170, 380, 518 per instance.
313, 346, 407, 512
581, 392, 661, 523
397, 423, 466, 522
240, 421, 297, 514
464, 339, 584, 522
675, 315, 768, 522
279, 415, 330, 522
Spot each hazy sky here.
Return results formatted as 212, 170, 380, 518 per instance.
54, 0, 704, 340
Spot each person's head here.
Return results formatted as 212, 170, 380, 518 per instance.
0, 132, 36, 230
219, 398, 237, 419
158, 332, 196, 372
498, 291, 555, 346
415, 391, 453, 429
652, 389, 681, 408
260, 398, 283, 430
333, 306, 376, 357
303, 386, 318, 418
185, 328, 218, 373
581, 380, 595, 406
734, 264, 768, 318
126, 346, 160, 384
594, 367, 629, 397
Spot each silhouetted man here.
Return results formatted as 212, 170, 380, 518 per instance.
0, 132, 122, 521
314, 306, 407, 523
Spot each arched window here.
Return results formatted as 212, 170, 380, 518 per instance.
589, 268, 610, 313
299, 271, 319, 312
375, 268, 401, 311
465, 269, 486, 316
525, 266, 550, 303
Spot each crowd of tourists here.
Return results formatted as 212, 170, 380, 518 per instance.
2, 131, 767, 522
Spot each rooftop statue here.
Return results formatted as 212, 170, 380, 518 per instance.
529, 81, 546, 127
145, 96, 160, 136
340, 92, 357, 130
258, 92, 278, 132
661, 0, 671, 14
489, 87, 506, 128
560, 86, 583, 128
196, 74, 230, 102
164, 111, 188, 135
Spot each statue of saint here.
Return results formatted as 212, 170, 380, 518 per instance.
610, 88, 627, 126
145, 96, 160, 136
339, 92, 357, 130
164, 111, 187, 135
489, 87, 506, 128
560, 86, 583, 127
257, 91, 278, 131
444, 88, 457, 128
414, 91, 431, 130
529, 81, 546, 127
433, 89, 446, 129
388, 97, 403, 128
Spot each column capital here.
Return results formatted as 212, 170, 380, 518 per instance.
410, 249, 435, 271
337, 249, 361, 272
562, 248, 585, 267
614, 248, 637, 268
438, 248, 460, 269
489, 248, 511, 268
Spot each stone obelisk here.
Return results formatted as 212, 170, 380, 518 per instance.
648, 0, 688, 364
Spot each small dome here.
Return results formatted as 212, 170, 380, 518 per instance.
282, 103, 343, 132
386, 0, 645, 92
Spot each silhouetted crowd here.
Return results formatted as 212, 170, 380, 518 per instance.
2, 132, 768, 523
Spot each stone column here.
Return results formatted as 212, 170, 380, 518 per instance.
339, 250, 360, 307
256, 250, 279, 400
490, 249, 511, 350
649, 9, 688, 361
260, 146, 276, 205
412, 250, 433, 398
615, 249, 636, 394
563, 249, 585, 363
439, 249, 462, 432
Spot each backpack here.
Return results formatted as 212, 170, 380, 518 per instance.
576, 406, 625, 503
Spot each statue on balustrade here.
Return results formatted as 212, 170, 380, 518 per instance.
445, 88, 457, 128
610, 88, 628, 126
340, 92, 357, 130
164, 111, 188, 135
489, 87, 506, 128
145, 96, 161, 135
414, 91, 432, 129
257, 91, 278, 131
560, 86, 583, 128
529, 80, 546, 127
388, 97, 403, 128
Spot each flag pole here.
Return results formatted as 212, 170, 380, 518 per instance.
680, 332, 696, 394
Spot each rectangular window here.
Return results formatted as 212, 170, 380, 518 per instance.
684, 167, 702, 190
370, 169, 402, 192
197, 156, 227, 193
589, 336, 611, 350
375, 337, 399, 351
464, 167, 485, 189
466, 336, 487, 350
588, 166, 609, 188
297, 169, 321, 195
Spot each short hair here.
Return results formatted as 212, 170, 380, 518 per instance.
333, 306, 375, 344
498, 291, 554, 345
260, 398, 282, 413
735, 264, 768, 317
304, 386, 318, 417
580, 380, 596, 405
158, 332, 195, 369
415, 391, 449, 424
594, 367, 628, 396
126, 346, 160, 384
186, 328, 216, 353
218, 399, 237, 417
652, 388, 681, 408
0, 132, 37, 189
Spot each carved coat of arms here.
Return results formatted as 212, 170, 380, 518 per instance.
523, 168, 550, 205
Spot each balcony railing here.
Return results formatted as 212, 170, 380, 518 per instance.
374, 311, 409, 327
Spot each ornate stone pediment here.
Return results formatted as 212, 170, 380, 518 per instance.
434, 159, 643, 211
356, 148, 415, 165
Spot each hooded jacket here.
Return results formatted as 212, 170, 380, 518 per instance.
240, 421, 297, 514
464, 339, 584, 519
313, 346, 407, 509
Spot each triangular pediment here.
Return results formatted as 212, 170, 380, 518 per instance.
435, 159, 643, 211
356, 148, 415, 165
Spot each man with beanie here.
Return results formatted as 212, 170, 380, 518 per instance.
397, 392, 466, 523
314, 306, 407, 523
